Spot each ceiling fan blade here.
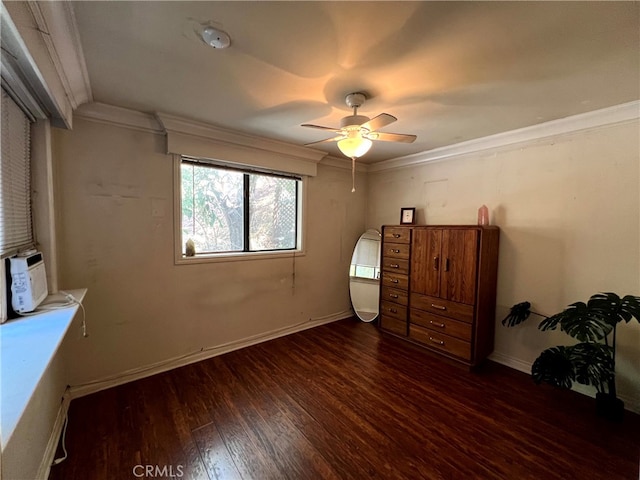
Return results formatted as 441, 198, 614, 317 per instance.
361, 113, 397, 131
301, 123, 341, 133
304, 136, 344, 146
367, 132, 417, 143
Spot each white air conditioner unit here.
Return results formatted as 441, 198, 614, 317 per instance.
9, 251, 48, 313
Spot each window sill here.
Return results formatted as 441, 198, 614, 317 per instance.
175, 249, 305, 265
0, 288, 87, 449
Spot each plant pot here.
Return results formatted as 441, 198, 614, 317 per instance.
595, 392, 624, 422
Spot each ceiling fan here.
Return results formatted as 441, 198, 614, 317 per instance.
301, 92, 417, 160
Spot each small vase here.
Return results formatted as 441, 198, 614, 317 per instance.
477, 205, 489, 226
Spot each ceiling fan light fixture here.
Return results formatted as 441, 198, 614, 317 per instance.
301, 91, 416, 191
337, 135, 372, 159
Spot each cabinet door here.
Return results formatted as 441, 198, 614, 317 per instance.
441, 229, 478, 305
411, 228, 442, 297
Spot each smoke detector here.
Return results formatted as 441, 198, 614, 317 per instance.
201, 26, 231, 49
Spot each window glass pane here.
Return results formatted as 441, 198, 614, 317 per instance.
249, 174, 297, 251
181, 164, 244, 253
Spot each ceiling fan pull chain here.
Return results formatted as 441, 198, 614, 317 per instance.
351, 157, 356, 193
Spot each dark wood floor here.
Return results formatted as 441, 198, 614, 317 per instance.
49, 319, 639, 480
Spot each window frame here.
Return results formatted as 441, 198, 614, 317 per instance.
173, 155, 306, 264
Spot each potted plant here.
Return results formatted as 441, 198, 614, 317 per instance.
502, 292, 640, 421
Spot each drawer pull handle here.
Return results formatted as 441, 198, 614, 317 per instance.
444, 258, 450, 272
428, 336, 445, 346
389, 308, 397, 314
433, 256, 439, 271
391, 279, 399, 284
389, 294, 399, 299
391, 249, 400, 253
431, 304, 446, 310
393, 233, 401, 238
429, 320, 445, 328
390, 264, 399, 268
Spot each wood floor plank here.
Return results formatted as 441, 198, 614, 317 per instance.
192, 422, 242, 480
237, 347, 382, 480
196, 358, 288, 480
221, 352, 343, 480
251, 338, 436, 479
278, 330, 504, 479
49, 319, 640, 480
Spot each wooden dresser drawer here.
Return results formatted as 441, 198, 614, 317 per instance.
382, 242, 410, 260
383, 227, 411, 244
381, 272, 409, 291
380, 315, 407, 336
382, 257, 409, 275
410, 294, 474, 323
409, 324, 471, 360
409, 309, 472, 341
381, 301, 407, 322
381, 286, 408, 306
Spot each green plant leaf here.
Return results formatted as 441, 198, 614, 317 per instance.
532, 346, 574, 389
501, 302, 532, 327
538, 301, 613, 341
538, 310, 566, 331
589, 293, 640, 325
570, 343, 614, 390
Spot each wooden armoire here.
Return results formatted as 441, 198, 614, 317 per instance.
379, 225, 500, 367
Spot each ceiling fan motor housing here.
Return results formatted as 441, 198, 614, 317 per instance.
341, 115, 370, 129
345, 92, 367, 109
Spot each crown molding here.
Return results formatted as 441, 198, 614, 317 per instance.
26, 1, 93, 110
74, 102, 164, 134
156, 112, 327, 164
1, 2, 70, 127
73, 103, 366, 173
370, 100, 640, 173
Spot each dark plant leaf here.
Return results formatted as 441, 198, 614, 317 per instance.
538, 301, 613, 341
588, 292, 640, 325
502, 301, 531, 327
621, 295, 640, 322
532, 346, 574, 389
570, 343, 614, 391
538, 310, 566, 331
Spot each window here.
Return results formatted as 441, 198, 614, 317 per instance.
349, 237, 380, 280
179, 157, 302, 257
1, 87, 34, 322
1, 88, 33, 257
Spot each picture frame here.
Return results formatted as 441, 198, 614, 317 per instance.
400, 207, 416, 225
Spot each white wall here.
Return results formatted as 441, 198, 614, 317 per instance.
367, 120, 640, 409
53, 117, 366, 387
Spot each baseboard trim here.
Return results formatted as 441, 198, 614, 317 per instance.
617, 392, 640, 416
489, 351, 640, 415
69, 312, 353, 400
36, 390, 71, 480
488, 351, 532, 375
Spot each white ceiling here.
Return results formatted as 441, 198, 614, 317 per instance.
72, 1, 639, 164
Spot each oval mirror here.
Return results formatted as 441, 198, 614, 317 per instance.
349, 229, 381, 322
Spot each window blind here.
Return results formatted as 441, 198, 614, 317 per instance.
1, 87, 33, 257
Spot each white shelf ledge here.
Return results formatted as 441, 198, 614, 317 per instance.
0, 288, 87, 449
